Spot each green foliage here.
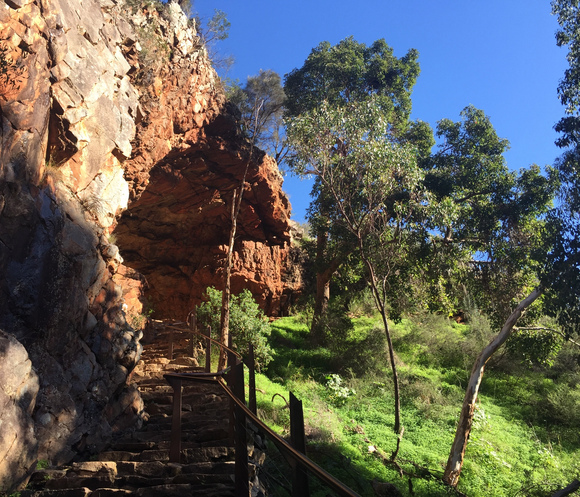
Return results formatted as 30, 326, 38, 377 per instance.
226, 70, 288, 163
259, 314, 580, 497
284, 37, 420, 131
287, 95, 448, 337
506, 328, 564, 368
130, 304, 154, 331
196, 287, 273, 370
124, 0, 163, 13
544, 1, 580, 345
195, 9, 233, 71
284, 37, 435, 340
202, 9, 230, 44
132, 19, 172, 85
424, 106, 557, 327
322, 312, 388, 376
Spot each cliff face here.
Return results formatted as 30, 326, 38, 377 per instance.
112, 5, 293, 318
0, 0, 295, 489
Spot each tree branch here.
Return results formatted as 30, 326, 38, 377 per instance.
513, 326, 580, 348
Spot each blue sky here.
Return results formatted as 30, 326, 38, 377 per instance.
193, 0, 568, 224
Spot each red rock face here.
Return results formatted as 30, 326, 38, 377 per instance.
113, 21, 293, 320
115, 107, 293, 318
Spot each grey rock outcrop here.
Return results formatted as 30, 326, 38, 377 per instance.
0, 330, 39, 490
0, 0, 148, 487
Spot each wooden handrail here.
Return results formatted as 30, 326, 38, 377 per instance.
165, 321, 257, 414
165, 370, 362, 497
164, 322, 242, 361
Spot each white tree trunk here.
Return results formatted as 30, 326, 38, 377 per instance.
443, 286, 543, 487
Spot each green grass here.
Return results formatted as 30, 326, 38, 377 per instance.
251, 314, 580, 497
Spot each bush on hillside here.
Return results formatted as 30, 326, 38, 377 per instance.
196, 287, 273, 371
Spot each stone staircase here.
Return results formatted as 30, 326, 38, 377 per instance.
21, 323, 237, 497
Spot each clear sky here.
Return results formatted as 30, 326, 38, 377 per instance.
193, 0, 568, 224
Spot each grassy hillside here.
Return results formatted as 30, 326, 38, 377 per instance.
251, 313, 580, 496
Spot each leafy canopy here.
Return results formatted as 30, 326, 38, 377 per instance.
227, 70, 288, 163
284, 37, 419, 130
424, 106, 558, 325
545, 0, 580, 339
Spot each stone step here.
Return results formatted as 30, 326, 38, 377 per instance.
91, 490, 135, 497
42, 476, 115, 491
107, 442, 156, 453
134, 483, 234, 497
24, 323, 240, 497
20, 488, 93, 497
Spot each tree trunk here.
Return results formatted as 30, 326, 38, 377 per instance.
379, 305, 402, 435
358, 241, 402, 435
218, 191, 238, 371
443, 286, 543, 487
311, 271, 330, 341
310, 229, 342, 342
311, 229, 329, 338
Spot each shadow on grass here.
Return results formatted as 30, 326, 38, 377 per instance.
267, 320, 335, 384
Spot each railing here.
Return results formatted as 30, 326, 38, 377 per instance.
161, 321, 361, 497
164, 322, 257, 413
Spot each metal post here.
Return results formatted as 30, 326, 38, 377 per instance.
248, 343, 257, 415
233, 360, 249, 496
167, 377, 182, 463
290, 391, 309, 497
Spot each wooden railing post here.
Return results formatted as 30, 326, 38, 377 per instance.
233, 359, 249, 496
166, 376, 183, 463
189, 312, 197, 357
205, 325, 211, 373
227, 350, 236, 443
290, 391, 309, 497
248, 343, 257, 415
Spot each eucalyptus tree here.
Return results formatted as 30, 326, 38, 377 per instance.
286, 97, 431, 436
284, 37, 433, 337
424, 106, 557, 324
217, 71, 284, 369
227, 70, 289, 164
429, 107, 559, 487
541, 0, 580, 359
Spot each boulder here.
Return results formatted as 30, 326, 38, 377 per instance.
0, 330, 39, 491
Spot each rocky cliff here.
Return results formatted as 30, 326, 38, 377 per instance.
0, 0, 296, 490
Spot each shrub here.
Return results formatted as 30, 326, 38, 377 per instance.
506, 328, 564, 368
315, 304, 388, 375
196, 287, 273, 371
325, 374, 356, 406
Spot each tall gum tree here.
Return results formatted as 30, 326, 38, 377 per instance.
546, 0, 580, 358
284, 37, 433, 338
286, 97, 429, 435
436, 103, 562, 490
218, 71, 286, 369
